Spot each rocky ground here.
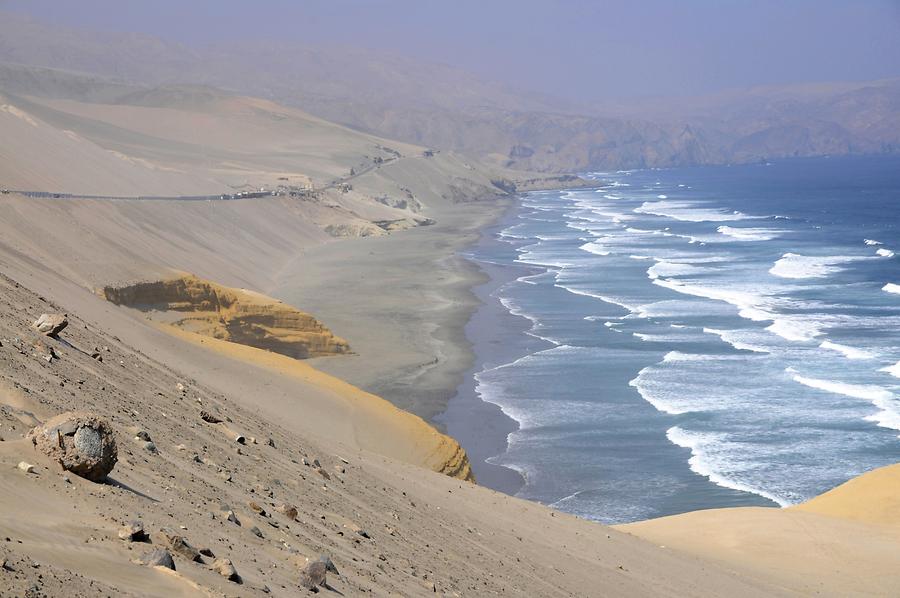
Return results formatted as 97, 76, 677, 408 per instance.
0, 272, 782, 597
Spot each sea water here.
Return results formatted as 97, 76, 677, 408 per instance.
451, 155, 900, 523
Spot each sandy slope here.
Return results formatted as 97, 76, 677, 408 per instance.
0, 273, 784, 597
620, 464, 900, 596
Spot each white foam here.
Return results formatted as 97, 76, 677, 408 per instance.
769, 253, 868, 279
789, 370, 900, 432
656, 194, 668, 199
554, 284, 639, 312
647, 260, 711, 280
716, 226, 782, 241
884, 283, 900, 295
703, 328, 770, 353
876, 248, 895, 258
819, 340, 875, 360
865, 239, 883, 246
635, 200, 760, 222
666, 427, 790, 507
579, 241, 610, 256
880, 361, 900, 378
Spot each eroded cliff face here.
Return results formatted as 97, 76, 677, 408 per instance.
102, 275, 350, 359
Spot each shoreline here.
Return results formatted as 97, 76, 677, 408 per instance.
437, 203, 534, 494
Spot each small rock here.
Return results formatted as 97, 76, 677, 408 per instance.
212, 558, 241, 582
333, 465, 345, 474
357, 529, 371, 539
118, 520, 147, 542
315, 468, 331, 481
248, 501, 267, 517
199, 410, 223, 424
135, 548, 175, 570
160, 528, 202, 562
176, 383, 186, 393
199, 548, 215, 558
134, 430, 151, 442
17, 461, 35, 474
317, 554, 339, 575
250, 526, 264, 539
32, 313, 68, 336
32, 340, 57, 363
219, 505, 241, 525
298, 559, 327, 590
275, 503, 298, 520
141, 441, 158, 454
266, 437, 276, 448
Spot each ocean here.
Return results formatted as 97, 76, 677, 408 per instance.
442, 155, 900, 524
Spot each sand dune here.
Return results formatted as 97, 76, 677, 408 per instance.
620, 463, 900, 596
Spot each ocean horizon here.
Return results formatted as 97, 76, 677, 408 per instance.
445, 154, 900, 524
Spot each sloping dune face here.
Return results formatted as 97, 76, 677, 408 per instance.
103, 275, 350, 358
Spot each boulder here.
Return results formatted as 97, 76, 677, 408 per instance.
299, 559, 327, 590
135, 549, 175, 570
212, 558, 241, 582
32, 314, 68, 336
118, 520, 147, 542
27, 412, 117, 482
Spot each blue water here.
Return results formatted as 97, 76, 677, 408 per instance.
455, 155, 900, 523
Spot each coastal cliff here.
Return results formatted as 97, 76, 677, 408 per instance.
102, 275, 350, 359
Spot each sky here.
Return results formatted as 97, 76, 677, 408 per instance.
3, 0, 900, 100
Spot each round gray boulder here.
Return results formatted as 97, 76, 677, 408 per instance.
28, 412, 118, 482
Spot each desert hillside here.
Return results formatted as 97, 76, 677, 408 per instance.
1, 12, 898, 172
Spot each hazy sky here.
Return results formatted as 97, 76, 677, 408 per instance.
4, 0, 900, 100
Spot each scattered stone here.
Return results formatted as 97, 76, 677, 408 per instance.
298, 559, 327, 591
90, 348, 103, 362
212, 558, 241, 582
312, 458, 322, 468
199, 548, 215, 558
219, 505, 240, 525
32, 340, 57, 363
135, 548, 175, 570
118, 520, 147, 542
315, 468, 331, 481
357, 529, 371, 539
301, 457, 310, 466
333, 465, 345, 474
27, 412, 117, 482
248, 501, 267, 517
339, 457, 349, 464
275, 503, 298, 520
266, 437, 276, 448
199, 410, 223, 424
141, 441, 158, 454
250, 526, 264, 539
134, 430, 151, 442
32, 313, 68, 336
17, 461, 35, 474
160, 528, 202, 562
176, 383, 186, 393
317, 554, 339, 575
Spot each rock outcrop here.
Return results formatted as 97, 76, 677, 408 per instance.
103, 275, 350, 359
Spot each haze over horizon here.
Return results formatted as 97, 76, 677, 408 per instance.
3, 0, 900, 102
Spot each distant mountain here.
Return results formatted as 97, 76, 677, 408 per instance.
1, 11, 897, 172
